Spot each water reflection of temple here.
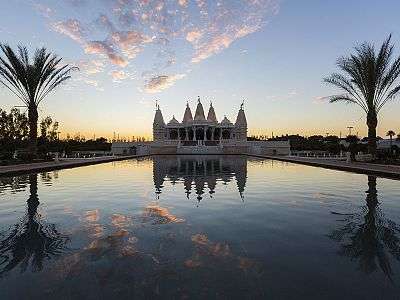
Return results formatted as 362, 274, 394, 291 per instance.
152, 155, 247, 202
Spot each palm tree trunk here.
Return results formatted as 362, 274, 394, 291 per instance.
367, 111, 378, 156
28, 104, 38, 157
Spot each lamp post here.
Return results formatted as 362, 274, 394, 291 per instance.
347, 126, 354, 136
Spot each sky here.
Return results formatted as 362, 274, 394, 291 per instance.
0, 0, 400, 140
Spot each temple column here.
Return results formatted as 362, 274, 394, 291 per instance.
185, 128, 188, 141
211, 128, 215, 141
204, 126, 207, 141
193, 126, 196, 141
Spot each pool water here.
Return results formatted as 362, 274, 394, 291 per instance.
0, 155, 400, 299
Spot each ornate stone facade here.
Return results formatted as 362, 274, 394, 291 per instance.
153, 97, 247, 146
111, 98, 290, 156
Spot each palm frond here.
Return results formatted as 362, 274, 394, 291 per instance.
327, 94, 359, 105
325, 35, 400, 115
0, 44, 77, 108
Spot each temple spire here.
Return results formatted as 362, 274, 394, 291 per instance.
194, 96, 206, 121
153, 104, 165, 127
207, 101, 218, 123
182, 101, 193, 123
235, 103, 247, 126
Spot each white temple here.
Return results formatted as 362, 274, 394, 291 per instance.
153, 97, 247, 146
111, 97, 290, 156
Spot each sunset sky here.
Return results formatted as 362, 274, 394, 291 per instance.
1, 0, 400, 139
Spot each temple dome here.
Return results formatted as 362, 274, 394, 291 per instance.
235, 104, 247, 127
220, 115, 233, 126
153, 106, 165, 127
182, 102, 193, 123
168, 115, 180, 125
207, 102, 218, 123
194, 98, 206, 121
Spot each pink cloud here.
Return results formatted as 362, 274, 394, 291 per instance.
45, 0, 280, 92
144, 74, 185, 93
53, 19, 85, 42
110, 70, 130, 81
84, 41, 128, 67
178, 0, 188, 7
186, 29, 203, 42
110, 30, 152, 58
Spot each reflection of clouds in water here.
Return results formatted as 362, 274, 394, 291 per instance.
82, 209, 104, 238
63, 206, 74, 214
43, 202, 265, 298
185, 233, 258, 274
85, 209, 100, 222
191, 233, 231, 258
142, 204, 185, 225
238, 256, 256, 271
111, 213, 132, 228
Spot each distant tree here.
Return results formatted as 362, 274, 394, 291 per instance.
324, 35, 400, 156
386, 130, 396, 154
325, 135, 340, 143
96, 137, 107, 143
0, 108, 28, 141
308, 135, 324, 142
49, 120, 59, 141
0, 108, 29, 157
40, 116, 52, 140
397, 134, 400, 141
346, 135, 360, 160
0, 45, 77, 156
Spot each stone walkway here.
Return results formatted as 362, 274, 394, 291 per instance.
248, 155, 400, 179
0, 155, 148, 177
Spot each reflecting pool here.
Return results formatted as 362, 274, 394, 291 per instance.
0, 155, 400, 299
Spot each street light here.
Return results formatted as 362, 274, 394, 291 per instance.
347, 126, 354, 136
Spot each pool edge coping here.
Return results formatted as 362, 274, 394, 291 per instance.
1, 153, 399, 180
246, 154, 400, 180
0, 155, 151, 177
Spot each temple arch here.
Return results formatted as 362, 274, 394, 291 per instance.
222, 129, 231, 139
179, 128, 186, 140
170, 129, 179, 140
195, 127, 205, 140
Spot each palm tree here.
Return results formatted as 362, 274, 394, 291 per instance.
324, 35, 400, 156
386, 130, 396, 154
0, 45, 77, 156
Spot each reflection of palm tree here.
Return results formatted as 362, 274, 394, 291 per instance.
0, 174, 69, 276
329, 176, 400, 280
